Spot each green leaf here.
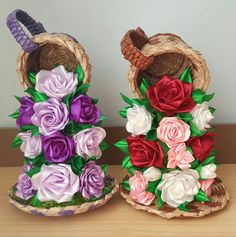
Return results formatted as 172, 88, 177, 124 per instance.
145, 128, 157, 141
69, 156, 85, 175
100, 141, 109, 151
11, 135, 23, 147
194, 189, 210, 202
157, 198, 164, 209
63, 93, 72, 110
31, 195, 42, 207
74, 65, 84, 84
201, 155, 216, 166
139, 78, 151, 96
102, 186, 111, 196
75, 83, 91, 94
146, 181, 159, 193
122, 156, 132, 169
27, 166, 41, 177
178, 201, 189, 212
28, 72, 36, 86
204, 93, 214, 102
25, 88, 48, 102
186, 145, 193, 154
99, 115, 106, 122
121, 180, 130, 191
114, 139, 129, 154
119, 106, 130, 118
209, 106, 216, 114
120, 93, 141, 106
191, 89, 205, 104
101, 164, 108, 173
190, 121, 204, 136
159, 141, 170, 157
152, 110, 164, 125
9, 108, 19, 119
177, 113, 193, 122
179, 67, 192, 83
190, 159, 199, 169
14, 95, 21, 102
21, 125, 40, 136
92, 98, 99, 104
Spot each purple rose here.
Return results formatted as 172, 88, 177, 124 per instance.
16, 173, 36, 200
31, 164, 80, 203
80, 161, 105, 199
23, 162, 33, 173
70, 95, 101, 125
43, 133, 75, 163
16, 96, 34, 127
31, 98, 69, 136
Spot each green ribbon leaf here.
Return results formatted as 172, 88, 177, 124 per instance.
31, 195, 43, 207
159, 141, 170, 157
28, 72, 36, 86
99, 115, 106, 122
101, 164, 108, 173
194, 189, 210, 202
190, 159, 199, 169
75, 83, 91, 95
121, 180, 131, 191
204, 93, 214, 102
190, 121, 204, 137
74, 65, 84, 84
27, 166, 41, 177
63, 93, 72, 110
191, 89, 205, 104
145, 128, 157, 141
186, 145, 193, 154
177, 113, 193, 122
11, 135, 23, 147
139, 78, 151, 96
25, 88, 48, 102
179, 67, 192, 83
21, 125, 40, 136
209, 106, 216, 114
201, 155, 216, 166
178, 201, 189, 212
14, 95, 21, 102
114, 139, 129, 154
92, 98, 99, 104
119, 106, 130, 118
155, 188, 164, 209
68, 156, 85, 175
9, 108, 19, 119
122, 156, 132, 169
146, 181, 159, 193
120, 93, 142, 106
100, 141, 109, 151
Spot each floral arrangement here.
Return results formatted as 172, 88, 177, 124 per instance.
116, 68, 217, 211
10, 65, 113, 208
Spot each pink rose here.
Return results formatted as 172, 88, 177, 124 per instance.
157, 117, 190, 147
199, 178, 214, 196
129, 171, 155, 206
167, 143, 195, 169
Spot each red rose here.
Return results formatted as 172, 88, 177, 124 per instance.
127, 136, 164, 168
146, 76, 196, 116
186, 133, 215, 162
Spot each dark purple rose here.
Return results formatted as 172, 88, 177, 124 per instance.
16, 96, 34, 127
43, 133, 75, 163
80, 161, 105, 199
16, 173, 36, 200
70, 95, 101, 125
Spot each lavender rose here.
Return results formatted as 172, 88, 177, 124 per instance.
31, 164, 80, 203
16, 96, 34, 127
70, 95, 101, 125
31, 98, 69, 136
73, 127, 106, 159
80, 161, 105, 199
35, 65, 78, 100
16, 173, 36, 200
23, 162, 33, 172
18, 131, 42, 158
43, 133, 75, 163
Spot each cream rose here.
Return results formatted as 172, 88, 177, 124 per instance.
190, 102, 214, 131
200, 164, 217, 179
157, 117, 191, 147
158, 169, 200, 208
126, 104, 152, 136
143, 166, 161, 182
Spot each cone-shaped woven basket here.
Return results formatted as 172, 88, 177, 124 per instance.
7, 9, 118, 216
119, 27, 229, 218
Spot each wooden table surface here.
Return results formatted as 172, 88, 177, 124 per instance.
0, 165, 235, 237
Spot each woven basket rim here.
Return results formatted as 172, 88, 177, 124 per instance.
120, 178, 229, 219
9, 178, 119, 216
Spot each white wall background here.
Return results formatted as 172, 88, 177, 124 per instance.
0, 0, 236, 127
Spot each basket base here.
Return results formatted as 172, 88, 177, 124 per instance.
9, 179, 119, 216
120, 178, 229, 219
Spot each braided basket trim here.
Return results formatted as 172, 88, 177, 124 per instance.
120, 178, 229, 219
16, 33, 91, 89
9, 179, 119, 216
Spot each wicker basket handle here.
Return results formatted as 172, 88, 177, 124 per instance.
6, 9, 46, 52
120, 27, 154, 70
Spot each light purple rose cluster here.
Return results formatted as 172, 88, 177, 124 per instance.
16, 161, 105, 202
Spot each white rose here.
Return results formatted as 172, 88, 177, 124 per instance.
18, 131, 42, 158
200, 164, 217, 179
126, 104, 152, 136
158, 169, 200, 208
143, 167, 161, 182
190, 102, 214, 131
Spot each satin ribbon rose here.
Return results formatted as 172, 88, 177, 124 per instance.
31, 164, 80, 203
157, 117, 191, 147
147, 75, 195, 116
35, 65, 78, 100
129, 171, 155, 206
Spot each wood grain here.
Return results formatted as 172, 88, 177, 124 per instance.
0, 165, 235, 237
0, 125, 235, 166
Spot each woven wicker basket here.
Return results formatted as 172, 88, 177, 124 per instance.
7, 9, 118, 216
120, 27, 229, 218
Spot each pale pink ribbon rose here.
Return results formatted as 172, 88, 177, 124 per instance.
167, 143, 195, 169
129, 171, 155, 206
157, 117, 191, 147
199, 178, 214, 196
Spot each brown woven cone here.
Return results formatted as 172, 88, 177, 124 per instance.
16, 33, 91, 89
120, 177, 229, 219
9, 178, 119, 216
121, 28, 210, 98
